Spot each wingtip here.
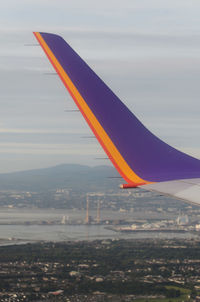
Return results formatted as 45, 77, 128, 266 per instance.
34, 32, 61, 36
33, 32, 39, 38
120, 182, 147, 189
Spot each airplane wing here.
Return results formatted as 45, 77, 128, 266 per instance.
34, 32, 200, 205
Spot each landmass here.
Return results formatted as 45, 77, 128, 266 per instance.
0, 239, 200, 301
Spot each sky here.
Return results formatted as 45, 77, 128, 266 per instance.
0, 0, 199, 172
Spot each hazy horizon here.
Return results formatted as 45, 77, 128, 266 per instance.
0, 162, 114, 174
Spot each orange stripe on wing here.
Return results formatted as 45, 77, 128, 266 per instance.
34, 32, 150, 185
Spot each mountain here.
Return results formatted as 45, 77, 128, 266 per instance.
0, 164, 121, 192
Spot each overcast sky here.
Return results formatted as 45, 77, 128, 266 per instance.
0, 0, 199, 172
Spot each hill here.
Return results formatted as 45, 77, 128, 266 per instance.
0, 164, 121, 192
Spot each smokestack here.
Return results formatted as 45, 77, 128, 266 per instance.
96, 200, 100, 224
85, 195, 89, 224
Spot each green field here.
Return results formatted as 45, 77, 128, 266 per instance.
133, 286, 191, 302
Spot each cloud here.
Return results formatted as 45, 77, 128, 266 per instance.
1, 0, 200, 35
0, 142, 102, 155
0, 128, 87, 134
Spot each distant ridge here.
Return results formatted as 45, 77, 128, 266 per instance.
0, 164, 120, 192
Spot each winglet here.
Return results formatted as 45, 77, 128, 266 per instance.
34, 32, 200, 186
